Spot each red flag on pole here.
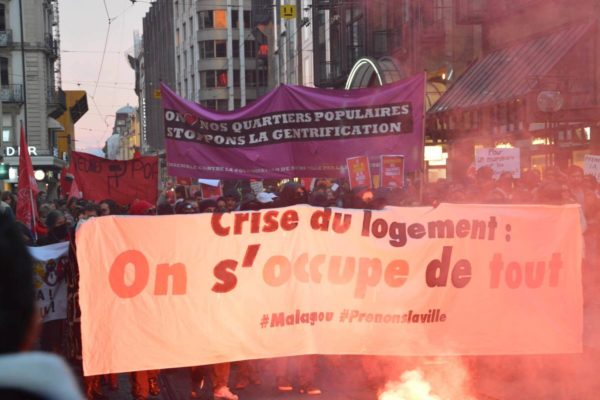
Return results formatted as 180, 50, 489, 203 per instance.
15, 124, 39, 233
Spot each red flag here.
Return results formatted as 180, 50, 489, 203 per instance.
15, 125, 39, 232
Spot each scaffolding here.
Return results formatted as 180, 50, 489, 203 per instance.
50, 0, 62, 89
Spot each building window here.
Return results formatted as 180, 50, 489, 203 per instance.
258, 70, 267, 86
191, 74, 195, 100
217, 71, 228, 87
199, 11, 213, 29
0, 57, 8, 85
190, 45, 195, 71
232, 40, 239, 58
215, 40, 227, 57
245, 70, 256, 86
217, 100, 229, 110
200, 41, 214, 58
201, 99, 216, 109
245, 41, 256, 57
0, 4, 6, 32
214, 10, 227, 28
182, 23, 186, 41
231, 10, 252, 28
202, 71, 216, 88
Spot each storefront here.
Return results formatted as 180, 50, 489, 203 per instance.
1, 145, 66, 194
427, 21, 599, 181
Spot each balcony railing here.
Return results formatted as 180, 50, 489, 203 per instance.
0, 84, 24, 103
0, 30, 13, 47
45, 33, 59, 59
47, 87, 67, 119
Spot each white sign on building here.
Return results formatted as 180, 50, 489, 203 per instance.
584, 154, 600, 181
3, 146, 38, 156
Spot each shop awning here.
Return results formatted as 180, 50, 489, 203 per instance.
429, 21, 594, 113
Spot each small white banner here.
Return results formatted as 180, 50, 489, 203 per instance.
28, 242, 69, 323
584, 154, 600, 182
475, 148, 521, 179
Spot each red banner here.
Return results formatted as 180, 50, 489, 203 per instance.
71, 151, 159, 205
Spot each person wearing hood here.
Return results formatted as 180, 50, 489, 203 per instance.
37, 210, 71, 246
0, 214, 83, 400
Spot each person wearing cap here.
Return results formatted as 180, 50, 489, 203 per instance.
129, 199, 156, 216
175, 200, 198, 214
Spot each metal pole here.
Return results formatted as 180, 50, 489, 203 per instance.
19, 0, 28, 138
275, 0, 281, 85
226, 0, 234, 110
239, 0, 246, 106
295, 0, 303, 85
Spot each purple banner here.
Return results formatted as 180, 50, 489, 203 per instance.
161, 73, 425, 179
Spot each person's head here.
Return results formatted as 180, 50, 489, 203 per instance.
216, 197, 227, 211
45, 210, 69, 240
174, 185, 187, 200
0, 215, 38, 353
497, 172, 514, 191
82, 203, 98, 219
156, 201, 174, 215
38, 203, 55, 221
279, 182, 308, 206
99, 199, 119, 216
1, 191, 14, 205
37, 191, 47, 204
476, 166, 495, 192
223, 190, 240, 211
129, 199, 156, 215
198, 199, 218, 213
567, 165, 584, 188
175, 200, 198, 214
66, 196, 79, 211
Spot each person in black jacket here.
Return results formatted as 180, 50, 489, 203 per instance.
0, 214, 82, 400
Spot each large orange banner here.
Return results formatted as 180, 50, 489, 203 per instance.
76, 204, 583, 375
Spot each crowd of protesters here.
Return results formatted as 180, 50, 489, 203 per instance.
1, 163, 599, 400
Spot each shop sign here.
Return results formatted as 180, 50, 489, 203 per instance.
281, 5, 296, 19
3, 146, 38, 156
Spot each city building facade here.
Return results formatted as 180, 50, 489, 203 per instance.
174, 0, 269, 110
105, 105, 140, 161
142, 0, 175, 155
0, 0, 66, 193
429, 0, 600, 180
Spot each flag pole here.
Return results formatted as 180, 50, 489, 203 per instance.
29, 186, 37, 241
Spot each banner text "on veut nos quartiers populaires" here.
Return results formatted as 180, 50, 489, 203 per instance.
77, 204, 583, 376
164, 104, 412, 147
161, 73, 425, 179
